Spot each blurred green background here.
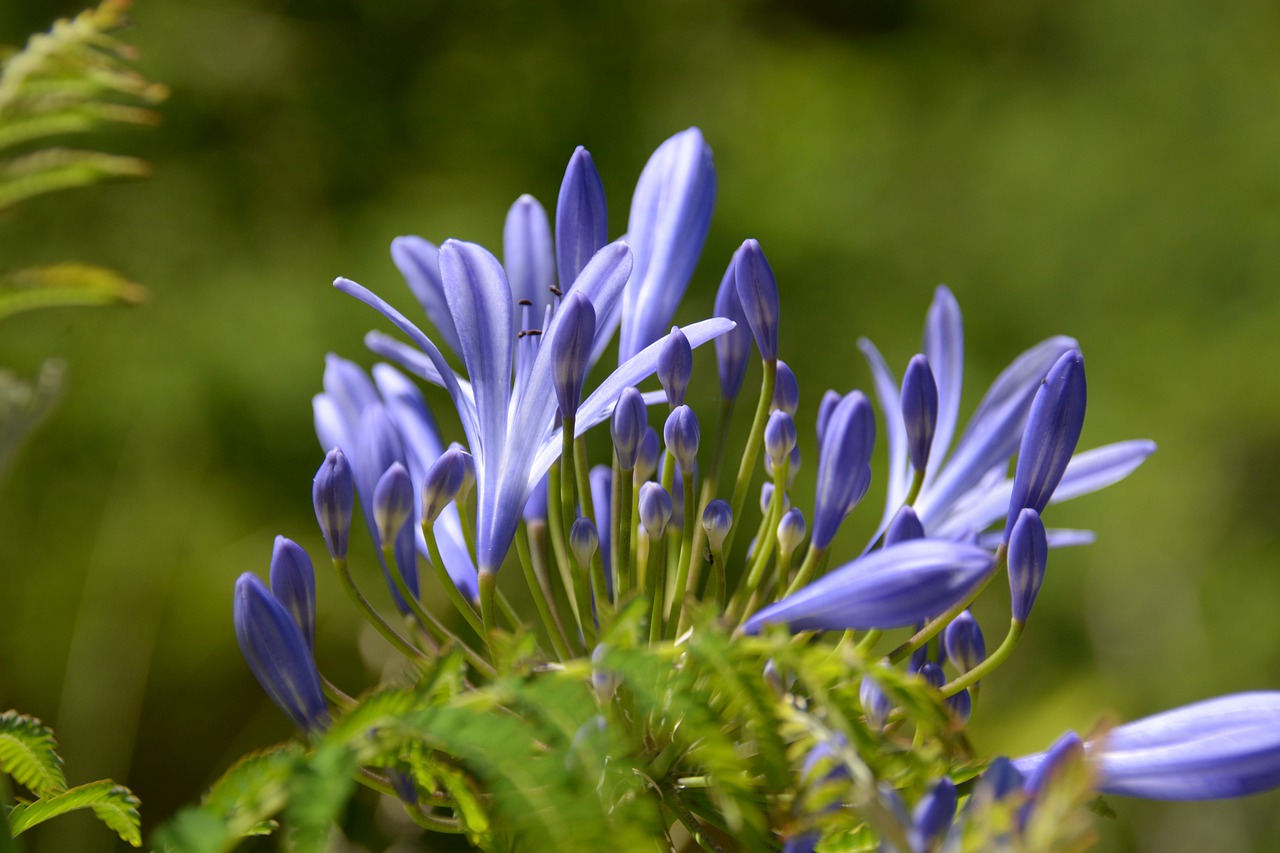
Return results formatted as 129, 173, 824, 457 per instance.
2, 0, 1280, 850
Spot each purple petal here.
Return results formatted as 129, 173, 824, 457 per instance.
556, 146, 609, 291
504, 195, 555, 322
391, 236, 462, 357
922, 286, 963, 488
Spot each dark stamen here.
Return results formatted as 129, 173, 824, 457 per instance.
517, 299, 533, 307
548, 285, 563, 298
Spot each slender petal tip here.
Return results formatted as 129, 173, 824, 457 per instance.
313, 447, 354, 560
733, 239, 780, 363
902, 354, 939, 473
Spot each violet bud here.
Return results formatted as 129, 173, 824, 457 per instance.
1004, 349, 1087, 542
638, 482, 673, 538
657, 326, 693, 407
373, 463, 415, 544
764, 410, 798, 474
901, 354, 939, 474
733, 239, 780, 362
760, 482, 791, 515
702, 499, 732, 554
450, 442, 476, 503
663, 405, 700, 476
943, 610, 986, 674
947, 688, 973, 724
569, 516, 599, 568
884, 505, 925, 546
1008, 508, 1048, 623
556, 146, 608, 290
634, 426, 660, 484
269, 536, 316, 651
772, 360, 800, 416
777, 507, 806, 556
550, 291, 597, 418
234, 573, 328, 731
611, 387, 648, 471
422, 448, 466, 524
713, 253, 753, 400
815, 389, 841, 448
912, 778, 958, 849
312, 447, 354, 560
811, 391, 876, 550
860, 676, 892, 730
1022, 731, 1085, 799
919, 662, 946, 690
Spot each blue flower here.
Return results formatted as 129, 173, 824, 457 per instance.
742, 540, 995, 634
1013, 692, 1280, 800
859, 286, 1154, 547
233, 573, 327, 732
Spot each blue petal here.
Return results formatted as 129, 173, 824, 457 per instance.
742, 540, 995, 634
915, 335, 1076, 527
234, 573, 327, 731
504, 195, 556, 323
556, 146, 608, 291
363, 330, 476, 412
922, 286, 963, 489
858, 338, 909, 541
390, 236, 462, 357
619, 127, 716, 362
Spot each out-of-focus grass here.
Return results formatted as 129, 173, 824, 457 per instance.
1, 0, 1279, 849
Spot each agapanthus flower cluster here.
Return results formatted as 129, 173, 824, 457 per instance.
231, 128, 1280, 850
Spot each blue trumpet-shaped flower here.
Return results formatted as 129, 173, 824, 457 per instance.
742, 540, 995, 634
1014, 692, 1280, 800
859, 286, 1154, 547
341, 237, 732, 577
233, 573, 327, 732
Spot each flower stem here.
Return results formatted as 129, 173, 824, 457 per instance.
666, 470, 698, 640
421, 522, 485, 638
385, 542, 494, 676
722, 359, 777, 560
516, 525, 572, 661
331, 556, 429, 662
941, 619, 1024, 698
886, 545, 1006, 665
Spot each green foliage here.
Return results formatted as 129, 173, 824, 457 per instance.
0, 711, 141, 848
156, 616, 1101, 852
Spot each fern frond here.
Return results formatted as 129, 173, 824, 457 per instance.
0, 262, 146, 320
0, 711, 66, 797
7, 779, 141, 847
0, 147, 149, 211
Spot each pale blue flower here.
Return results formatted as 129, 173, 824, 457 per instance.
859, 286, 1154, 547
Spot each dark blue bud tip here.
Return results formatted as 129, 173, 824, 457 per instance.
702, 498, 732, 551
611, 386, 648, 472
313, 447, 354, 561
550, 291, 597, 417
373, 462, 415, 544
772, 360, 800, 416
1008, 508, 1047, 624
733, 238, 780, 363
269, 536, 316, 650
943, 610, 985, 674
901, 354, 939, 474
233, 573, 327, 732
663, 405, 700, 476
657, 326, 693, 408
638, 482, 673, 537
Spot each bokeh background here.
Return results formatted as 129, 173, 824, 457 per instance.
2, 0, 1280, 850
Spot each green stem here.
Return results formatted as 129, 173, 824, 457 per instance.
730, 466, 786, 623
528, 521, 580, 654
666, 470, 698, 639
546, 459, 584, 637
941, 619, 1024, 698
680, 399, 736, 617
478, 570, 497, 649
455, 494, 477, 557
356, 770, 462, 833
646, 531, 667, 645
886, 546, 1006, 665
721, 359, 777, 561
516, 525, 572, 661
617, 468, 635, 600
421, 522, 485, 638
332, 556, 429, 662
784, 544, 827, 597
385, 543, 493, 676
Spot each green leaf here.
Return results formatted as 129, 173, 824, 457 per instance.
0, 147, 150, 211
0, 263, 147, 321
283, 745, 356, 853
0, 711, 65, 796
8, 779, 141, 847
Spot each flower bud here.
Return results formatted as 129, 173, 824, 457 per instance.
570, 516, 599, 568
860, 676, 892, 730
772, 360, 799, 416
702, 499, 732, 554
912, 777, 957, 849
901, 354, 939, 474
373, 463, 415, 544
884, 505, 925, 546
713, 253, 753, 401
449, 441, 476, 503
663, 405, 700, 476
657, 326, 693, 407
269, 536, 316, 651
634, 426, 660, 485
943, 610, 986, 674
947, 688, 972, 724
638, 482, 673, 539
815, 389, 841, 447
777, 507, 806, 555
550, 291, 597, 418
760, 482, 791, 515
1008, 507, 1048, 623
313, 447, 354, 560
764, 410, 797, 474
611, 387, 648, 471
811, 391, 875, 550
1004, 349, 1086, 541
919, 662, 946, 690
234, 573, 327, 731
733, 239, 780, 362
556, 146, 608, 289
421, 448, 466, 524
